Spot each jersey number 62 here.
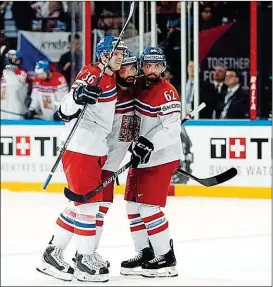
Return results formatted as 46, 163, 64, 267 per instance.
164, 90, 177, 101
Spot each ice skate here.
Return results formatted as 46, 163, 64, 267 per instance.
141, 239, 178, 278
120, 246, 154, 276
94, 250, 110, 268
36, 245, 74, 281
74, 253, 109, 282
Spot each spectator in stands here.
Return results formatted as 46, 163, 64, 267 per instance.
0, 1, 18, 49
159, 18, 181, 88
202, 65, 228, 118
218, 69, 249, 119
0, 31, 10, 74
186, 60, 215, 118
0, 1, 35, 46
31, 1, 67, 32
199, 4, 216, 31
97, 9, 119, 37
57, 33, 82, 87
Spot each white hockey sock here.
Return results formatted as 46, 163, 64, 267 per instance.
74, 203, 99, 255
139, 205, 170, 256
54, 205, 76, 250
126, 201, 149, 252
94, 202, 111, 250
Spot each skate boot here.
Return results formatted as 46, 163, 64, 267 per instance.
74, 253, 109, 282
142, 239, 178, 278
94, 250, 111, 268
120, 246, 155, 276
36, 245, 74, 281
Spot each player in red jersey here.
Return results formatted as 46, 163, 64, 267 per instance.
120, 47, 183, 278
36, 36, 127, 283
93, 51, 138, 261
25, 60, 68, 120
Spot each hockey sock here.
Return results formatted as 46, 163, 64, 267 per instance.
54, 205, 76, 250
126, 201, 149, 252
74, 203, 99, 255
139, 204, 170, 256
94, 202, 111, 250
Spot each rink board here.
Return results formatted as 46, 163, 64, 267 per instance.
1, 120, 272, 199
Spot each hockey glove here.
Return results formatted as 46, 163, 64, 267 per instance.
73, 84, 102, 105
24, 109, 36, 119
129, 136, 154, 168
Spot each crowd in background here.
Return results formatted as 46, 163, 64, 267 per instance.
0, 1, 272, 120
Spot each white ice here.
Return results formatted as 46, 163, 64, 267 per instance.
1, 189, 271, 286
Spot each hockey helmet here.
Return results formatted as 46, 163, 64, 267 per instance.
121, 50, 138, 68
5, 49, 23, 66
139, 47, 166, 72
34, 60, 50, 75
96, 35, 128, 61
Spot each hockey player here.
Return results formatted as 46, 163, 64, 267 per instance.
25, 60, 69, 120
36, 36, 127, 282
0, 50, 28, 119
94, 51, 138, 260
120, 47, 183, 277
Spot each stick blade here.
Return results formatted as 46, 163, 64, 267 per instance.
203, 167, 238, 187
64, 187, 85, 203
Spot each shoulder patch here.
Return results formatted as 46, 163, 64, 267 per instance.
160, 101, 181, 115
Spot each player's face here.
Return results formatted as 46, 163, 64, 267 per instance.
118, 64, 137, 83
36, 72, 47, 80
142, 62, 164, 80
108, 49, 124, 71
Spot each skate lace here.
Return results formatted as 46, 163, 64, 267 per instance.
83, 254, 102, 270
94, 251, 105, 264
149, 255, 164, 264
52, 247, 67, 266
128, 251, 143, 263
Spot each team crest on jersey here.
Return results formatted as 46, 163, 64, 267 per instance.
118, 115, 135, 142
42, 95, 53, 109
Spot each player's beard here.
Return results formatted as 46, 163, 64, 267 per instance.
117, 74, 135, 87
145, 73, 161, 86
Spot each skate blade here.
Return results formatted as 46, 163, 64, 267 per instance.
74, 270, 109, 282
142, 266, 178, 278
120, 267, 143, 276
36, 262, 73, 282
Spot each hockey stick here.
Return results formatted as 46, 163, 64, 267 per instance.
177, 167, 238, 187
42, 2, 135, 190
1, 109, 45, 119
64, 102, 207, 202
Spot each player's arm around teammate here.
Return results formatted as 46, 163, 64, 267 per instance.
94, 51, 139, 264
36, 36, 127, 283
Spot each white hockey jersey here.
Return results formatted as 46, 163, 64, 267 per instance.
59, 63, 118, 156
1, 67, 28, 119
102, 85, 135, 172
29, 72, 68, 120
134, 77, 183, 168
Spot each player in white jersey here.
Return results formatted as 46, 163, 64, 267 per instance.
25, 60, 68, 120
120, 47, 183, 277
36, 36, 127, 283
93, 51, 138, 260
0, 50, 28, 119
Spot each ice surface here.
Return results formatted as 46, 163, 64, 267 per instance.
1, 189, 271, 286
